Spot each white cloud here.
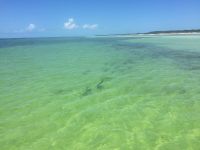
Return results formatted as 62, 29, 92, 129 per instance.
83, 24, 98, 29
13, 24, 46, 33
64, 18, 78, 30
26, 24, 36, 31
63, 18, 98, 30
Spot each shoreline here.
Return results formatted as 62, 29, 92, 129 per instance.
96, 32, 200, 38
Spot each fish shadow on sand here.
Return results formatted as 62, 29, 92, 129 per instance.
81, 87, 92, 96
96, 80, 104, 89
53, 89, 66, 95
81, 76, 113, 97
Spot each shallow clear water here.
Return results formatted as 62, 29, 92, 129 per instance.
0, 36, 200, 149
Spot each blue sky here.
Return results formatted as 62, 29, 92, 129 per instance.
0, 0, 200, 37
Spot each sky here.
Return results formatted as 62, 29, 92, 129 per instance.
0, 0, 200, 38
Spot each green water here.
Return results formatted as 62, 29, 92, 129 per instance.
0, 36, 200, 150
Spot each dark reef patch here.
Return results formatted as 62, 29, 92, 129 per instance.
113, 42, 200, 71
162, 85, 187, 95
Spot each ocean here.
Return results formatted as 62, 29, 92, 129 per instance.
0, 35, 200, 149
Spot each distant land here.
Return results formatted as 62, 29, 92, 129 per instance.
145, 29, 200, 34
96, 29, 200, 36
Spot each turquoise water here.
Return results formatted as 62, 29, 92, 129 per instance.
0, 36, 200, 149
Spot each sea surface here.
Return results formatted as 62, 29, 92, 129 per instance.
0, 35, 200, 150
